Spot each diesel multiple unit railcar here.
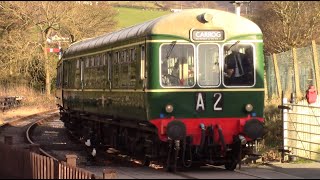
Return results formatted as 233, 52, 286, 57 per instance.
56, 8, 265, 172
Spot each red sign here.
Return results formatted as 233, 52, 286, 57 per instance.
46, 48, 60, 53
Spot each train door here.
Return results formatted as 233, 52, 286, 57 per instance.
62, 60, 69, 109
80, 58, 85, 112
140, 42, 147, 90
56, 62, 63, 108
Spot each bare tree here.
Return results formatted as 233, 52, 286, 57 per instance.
251, 1, 320, 54
0, 1, 117, 95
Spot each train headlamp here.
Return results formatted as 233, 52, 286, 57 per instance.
201, 13, 213, 23
165, 104, 174, 113
245, 104, 253, 112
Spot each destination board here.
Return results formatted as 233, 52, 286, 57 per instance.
191, 30, 225, 41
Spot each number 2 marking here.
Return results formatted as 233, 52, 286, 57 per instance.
213, 93, 223, 111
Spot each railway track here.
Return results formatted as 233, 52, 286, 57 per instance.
0, 109, 58, 149
1, 110, 303, 179
22, 114, 294, 179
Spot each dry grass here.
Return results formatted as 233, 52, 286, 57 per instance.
0, 86, 57, 124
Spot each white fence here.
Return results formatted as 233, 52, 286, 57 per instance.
283, 98, 320, 161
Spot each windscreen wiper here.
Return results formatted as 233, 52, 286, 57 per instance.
227, 40, 240, 51
165, 41, 177, 60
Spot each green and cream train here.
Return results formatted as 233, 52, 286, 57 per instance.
56, 8, 265, 171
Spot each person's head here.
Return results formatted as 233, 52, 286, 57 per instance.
226, 41, 240, 53
230, 44, 240, 53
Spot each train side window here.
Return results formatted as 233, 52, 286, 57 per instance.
223, 43, 255, 87
85, 57, 89, 68
102, 54, 106, 66
95, 55, 100, 67
76, 59, 80, 69
120, 49, 129, 88
91, 56, 95, 67
129, 48, 137, 87
80, 58, 84, 83
63, 61, 69, 87
140, 45, 145, 80
131, 48, 135, 62
112, 52, 120, 88
56, 65, 61, 87
108, 52, 112, 82
160, 43, 195, 87
126, 49, 130, 63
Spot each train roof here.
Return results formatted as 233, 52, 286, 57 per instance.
63, 8, 262, 58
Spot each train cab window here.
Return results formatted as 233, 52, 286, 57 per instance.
223, 42, 254, 86
160, 43, 195, 87
198, 44, 220, 87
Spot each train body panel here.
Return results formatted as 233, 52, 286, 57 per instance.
147, 90, 264, 119
150, 116, 264, 145
56, 8, 265, 171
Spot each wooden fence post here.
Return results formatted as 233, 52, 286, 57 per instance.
292, 47, 301, 98
312, 40, 320, 94
264, 72, 268, 100
65, 154, 77, 167
273, 53, 282, 97
103, 169, 117, 179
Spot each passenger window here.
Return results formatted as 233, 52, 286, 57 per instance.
223, 43, 254, 86
160, 43, 195, 87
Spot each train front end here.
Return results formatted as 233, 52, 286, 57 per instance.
146, 9, 265, 171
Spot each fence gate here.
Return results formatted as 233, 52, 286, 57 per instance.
280, 97, 320, 162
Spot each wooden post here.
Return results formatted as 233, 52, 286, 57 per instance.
273, 53, 282, 97
65, 154, 77, 167
292, 47, 301, 98
4, 136, 13, 145
103, 169, 117, 179
264, 72, 268, 100
312, 40, 320, 94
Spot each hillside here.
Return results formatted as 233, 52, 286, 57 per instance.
114, 7, 170, 30
112, 1, 257, 29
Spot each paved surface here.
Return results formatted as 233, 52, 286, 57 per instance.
234, 161, 320, 179
261, 161, 320, 179
84, 161, 320, 179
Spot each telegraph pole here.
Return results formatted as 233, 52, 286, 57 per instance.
230, 1, 251, 16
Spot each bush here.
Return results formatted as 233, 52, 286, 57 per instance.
263, 103, 283, 148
